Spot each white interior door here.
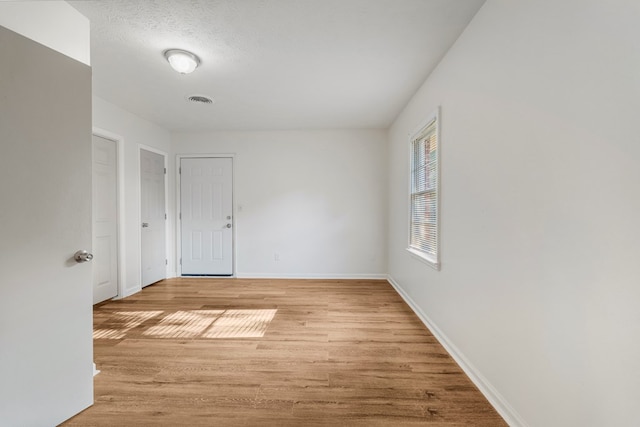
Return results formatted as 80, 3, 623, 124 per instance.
181, 157, 233, 275
0, 26, 93, 426
92, 135, 118, 303
140, 148, 166, 287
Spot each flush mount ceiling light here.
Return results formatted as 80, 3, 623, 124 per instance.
164, 49, 200, 74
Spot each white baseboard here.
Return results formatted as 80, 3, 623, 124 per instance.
93, 362, 100, 377
115, 286, 141, 300
236, 273, 388, 280
386, 275, 528, 427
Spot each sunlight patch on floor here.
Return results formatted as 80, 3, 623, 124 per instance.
93, 311, 163, 339
144, 310, 224, 338
93, 309, 278, 339
203, 309, 278, 338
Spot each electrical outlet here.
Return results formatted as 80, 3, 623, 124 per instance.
274, 252, 280, 262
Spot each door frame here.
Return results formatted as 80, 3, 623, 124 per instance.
93, 127, 125, 300
175, 153, 237, 277
138, 145, 169, 287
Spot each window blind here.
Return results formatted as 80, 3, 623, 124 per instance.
410, 117, 438, 263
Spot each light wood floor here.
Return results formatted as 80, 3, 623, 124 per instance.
63, 278, 506, 426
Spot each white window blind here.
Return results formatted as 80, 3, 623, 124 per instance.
409, 114, 439, 268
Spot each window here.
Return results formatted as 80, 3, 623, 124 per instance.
408, 110, 440, 269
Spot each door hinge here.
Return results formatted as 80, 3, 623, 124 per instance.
165, 213, 167, 220
179, 167, 181, 174
165, 259, 168, 265
164, 167, 167, 174
179, 212, 181, 220
180, 258, 182, 265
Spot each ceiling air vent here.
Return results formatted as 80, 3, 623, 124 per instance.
187, 95, 214, 104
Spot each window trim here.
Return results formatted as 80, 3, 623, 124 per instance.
407, 107, 441, 270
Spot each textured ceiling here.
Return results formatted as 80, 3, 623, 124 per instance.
68, 0, 485, 131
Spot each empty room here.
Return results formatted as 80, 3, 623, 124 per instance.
1, 1, 639, 426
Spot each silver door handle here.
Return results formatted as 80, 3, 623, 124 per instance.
74, 250, 93, 263
226, 223, 232, 228
142, 222, 149, 228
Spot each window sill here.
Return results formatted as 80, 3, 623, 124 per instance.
406, 248, 440, 271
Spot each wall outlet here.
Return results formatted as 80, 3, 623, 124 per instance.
274, 252, 280, 262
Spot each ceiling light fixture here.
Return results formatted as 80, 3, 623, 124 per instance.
164, 49, 200, 74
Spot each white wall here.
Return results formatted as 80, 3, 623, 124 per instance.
0, 1, 89, 65
93, 97, 174, 297
173, 130, 387, 278
387, 1, 640, 426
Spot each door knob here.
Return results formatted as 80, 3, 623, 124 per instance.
142, 222, 149, 228
226, 223, 232, 228
74, 250, 93, 263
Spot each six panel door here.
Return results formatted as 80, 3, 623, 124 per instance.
181, 157, 233, 275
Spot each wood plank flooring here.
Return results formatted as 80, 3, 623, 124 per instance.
63, 278, 506, 426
